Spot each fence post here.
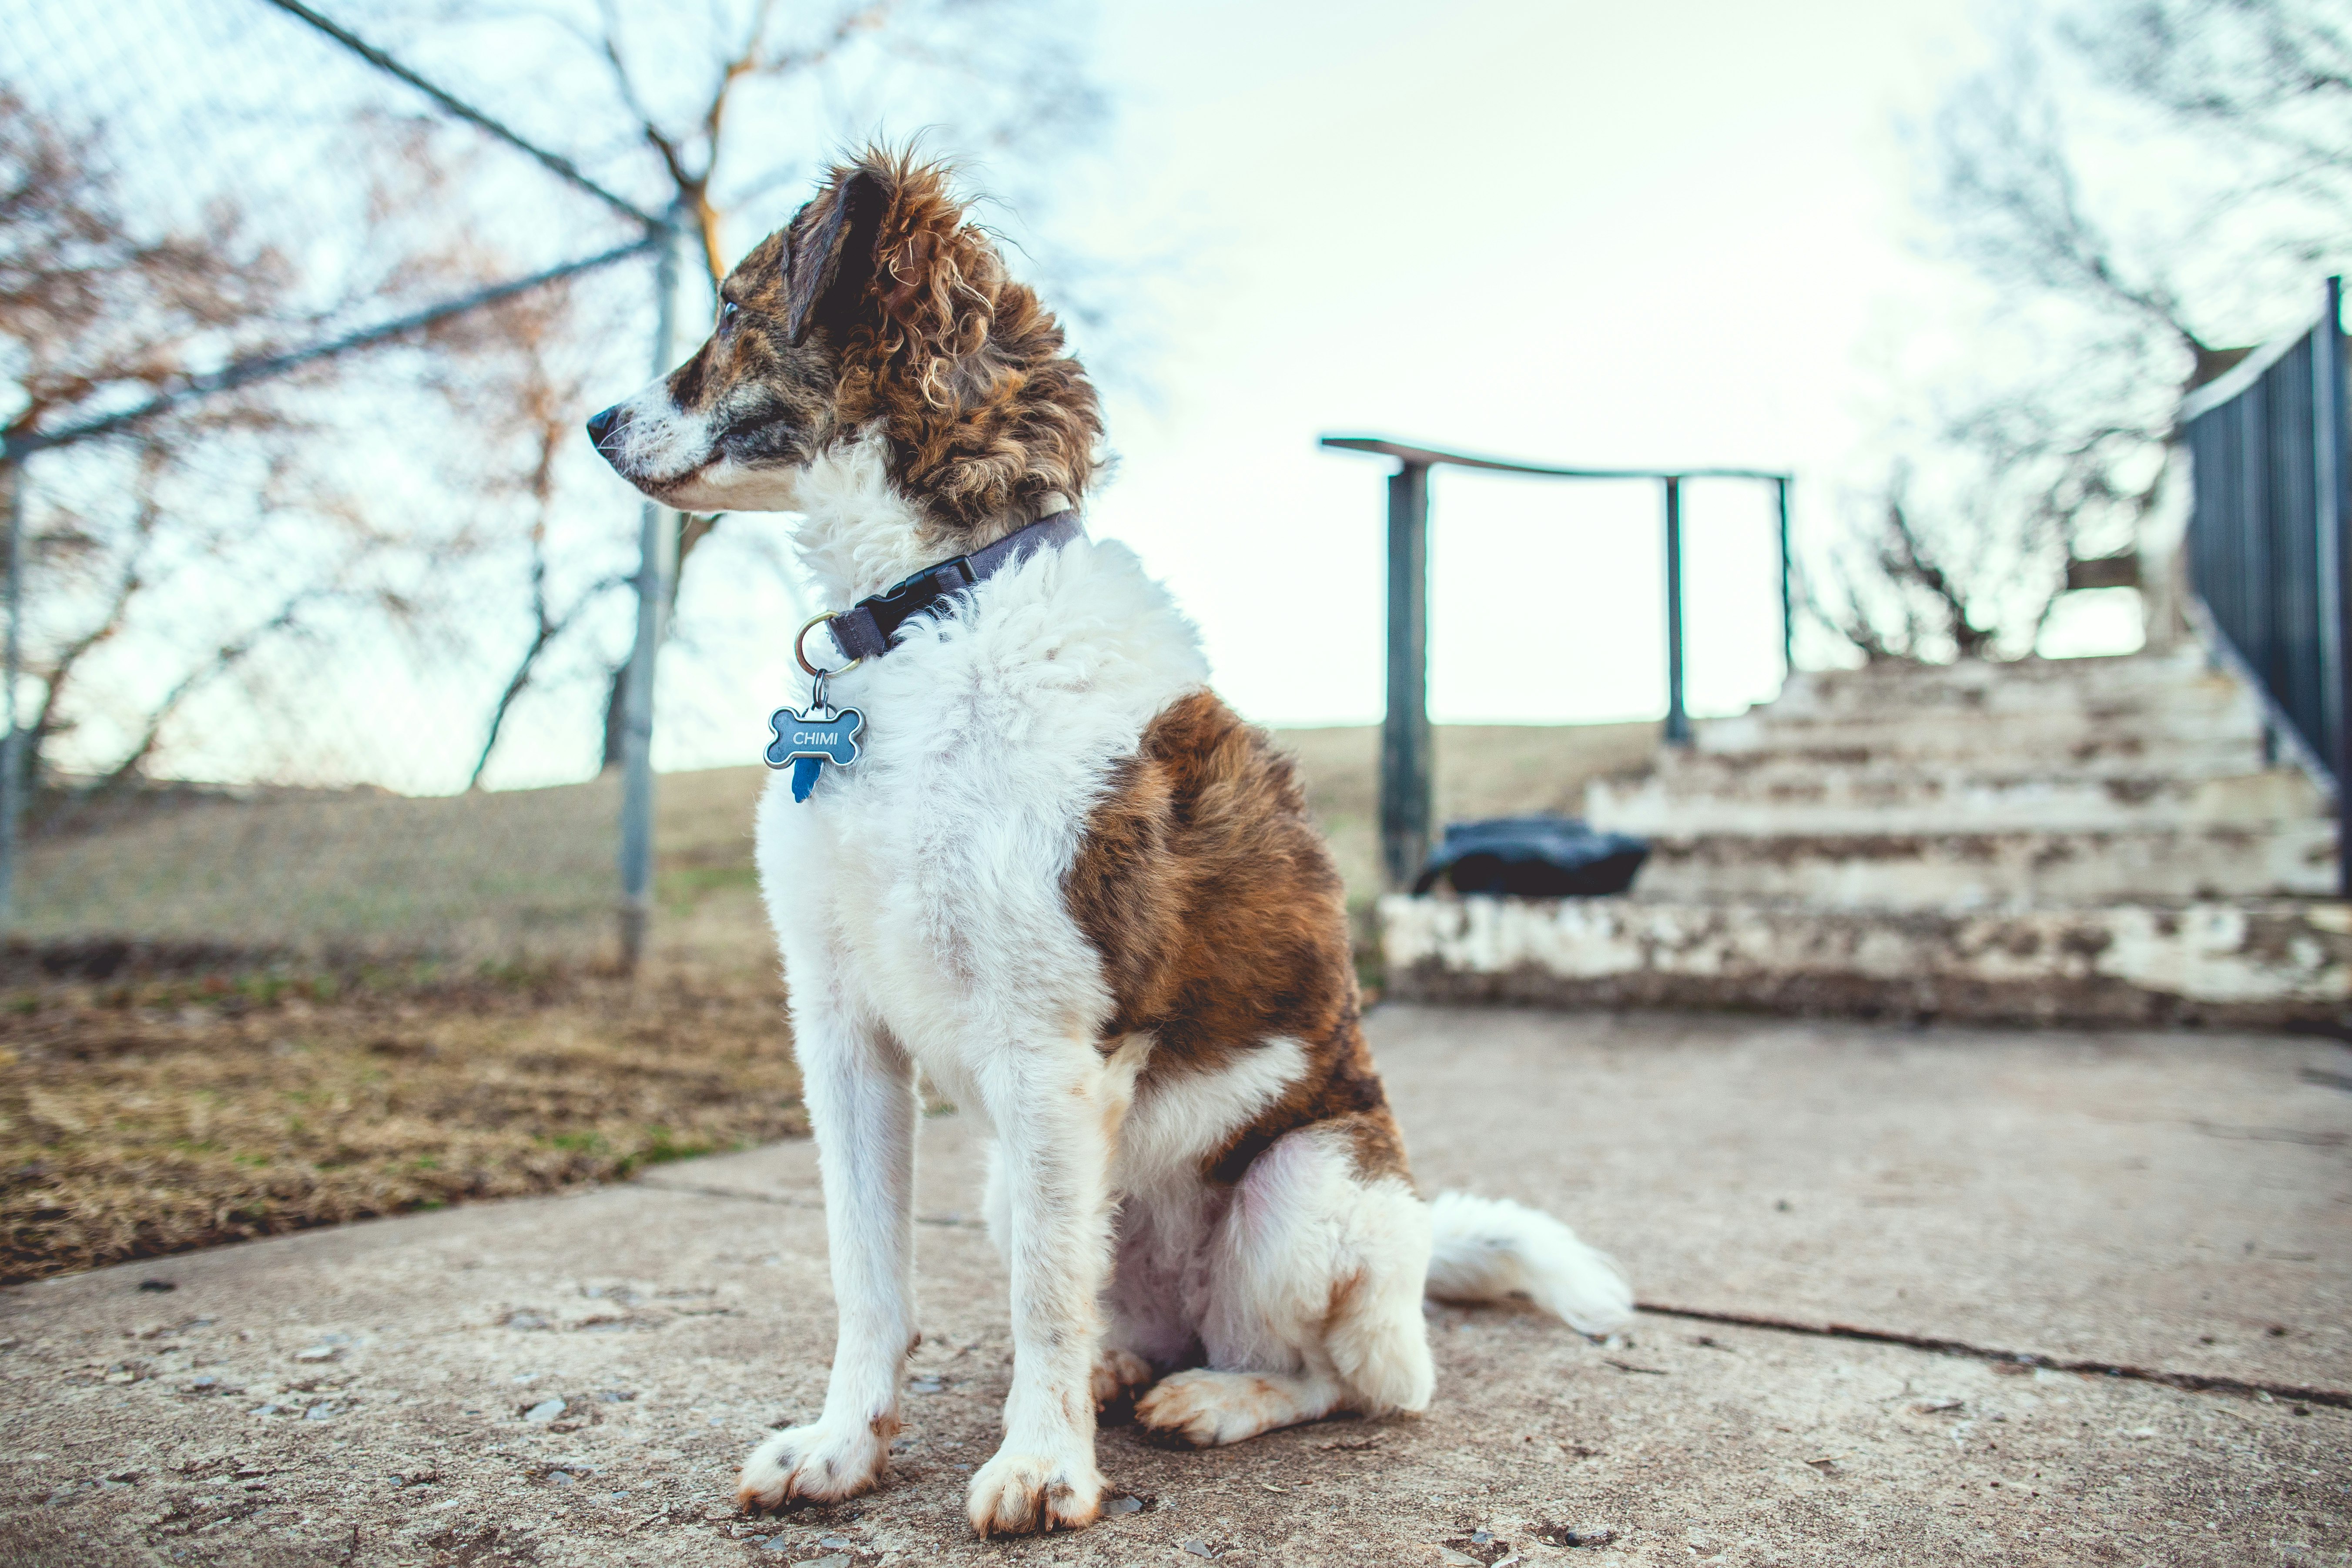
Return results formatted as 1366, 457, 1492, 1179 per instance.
1380, 460, 1433, 890
1663, 475, 1690, 746
2316, 275, 2350, 898
0, 458, 20, 926
616, 211, 683, 971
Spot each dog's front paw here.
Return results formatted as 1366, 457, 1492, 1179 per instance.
737, 1420, 891, 1511
965, 1447, 1104, 1536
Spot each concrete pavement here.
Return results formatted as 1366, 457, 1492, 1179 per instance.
3, 1007, 2347, 1566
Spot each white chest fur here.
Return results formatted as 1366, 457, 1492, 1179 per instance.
753, 518, 1208, 1084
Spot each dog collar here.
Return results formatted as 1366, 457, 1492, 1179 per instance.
795, 506, 1083, 675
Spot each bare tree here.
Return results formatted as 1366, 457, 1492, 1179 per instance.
0, 92, 323, 786
0, 92, 548, 793
1818, 0, 2350, 663
413, 278, 632, 789
2081, 0, 2352, 226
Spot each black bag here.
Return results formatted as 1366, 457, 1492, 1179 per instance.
1411, 816, 1648, 898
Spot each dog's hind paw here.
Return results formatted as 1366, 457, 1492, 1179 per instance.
1091, 1347, 1154, 1411
966, 1448, 1104, 1536
736, 1419, 891, 1511
1134, 1368, 1338, 1447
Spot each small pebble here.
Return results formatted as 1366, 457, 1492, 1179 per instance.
909, 1378, 944, 1394
1102, 1494, 1145, 1515
549, 1471, 576, 1486
818, 1537, 854, 1549
807, 1556, 852, 1568
523, 1399, 565, 1424
304, 1404, 333, 1421
295, 1346, 339, 1363
1182, 1542, 1215, 1559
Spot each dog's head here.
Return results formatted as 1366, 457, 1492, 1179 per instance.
586, 150, 1100, 545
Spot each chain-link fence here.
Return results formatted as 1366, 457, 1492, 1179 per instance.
0, 0, 694, 973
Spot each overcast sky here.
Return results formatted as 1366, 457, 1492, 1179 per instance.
1047, 0, 2027, 728
14, 0, 2155, 791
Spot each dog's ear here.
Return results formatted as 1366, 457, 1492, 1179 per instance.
784, 168, 888, 346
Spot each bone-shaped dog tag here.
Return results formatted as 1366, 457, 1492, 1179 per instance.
764, 704, 864, 803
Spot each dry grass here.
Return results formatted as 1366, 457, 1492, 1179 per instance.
3, 720, 1658, 1283
0, 969, 801, 1284
18, 777, 627, 965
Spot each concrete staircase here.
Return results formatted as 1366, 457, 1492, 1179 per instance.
1380, 650, 2352, 1027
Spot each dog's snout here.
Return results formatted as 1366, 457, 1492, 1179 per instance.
585, 405, 622, 451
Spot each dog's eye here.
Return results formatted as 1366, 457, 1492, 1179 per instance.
720, 301, 740, 326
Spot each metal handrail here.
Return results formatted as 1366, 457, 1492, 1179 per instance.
1321, 435, 1793, 889
1319, 436, 1791, 483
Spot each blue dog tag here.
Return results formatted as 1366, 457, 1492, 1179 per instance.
764, 704, 864, 802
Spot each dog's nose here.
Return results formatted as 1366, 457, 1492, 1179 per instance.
585, 405, 622, 450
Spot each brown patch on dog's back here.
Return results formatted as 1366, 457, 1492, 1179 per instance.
1064, 692, 1411, 1187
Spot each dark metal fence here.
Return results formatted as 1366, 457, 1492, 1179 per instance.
2180, 276, 2350, 896
1320, 436, 1792, 889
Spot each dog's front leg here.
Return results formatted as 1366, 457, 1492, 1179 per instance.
737, 1005, 917, 1510
966, 1037, 1115, 1535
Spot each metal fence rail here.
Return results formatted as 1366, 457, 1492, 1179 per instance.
0, 0, 683, 969
2180, 276, 2350, 895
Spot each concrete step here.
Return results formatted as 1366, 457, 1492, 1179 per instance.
1588, 758, 2323, 834
1629, 823, 2336, 909
1698, 708, 2265, 768
1646, 735, 2271, 780
1378, 891, 2351, 1028
1769, 651, 2243, 721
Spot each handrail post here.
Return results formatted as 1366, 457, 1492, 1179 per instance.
1775, 474, 1793, 680
1380, 460, 1433, 889
1664, 475, 1690, 746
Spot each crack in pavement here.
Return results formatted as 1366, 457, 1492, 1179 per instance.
633, 1176, 985, 1228
631, 1177, 2346, 1411
1637, 1302, 2352, 1411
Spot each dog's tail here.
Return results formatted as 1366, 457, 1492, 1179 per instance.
1424, 1192, 1634, 1337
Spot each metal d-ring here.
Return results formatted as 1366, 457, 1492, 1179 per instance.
794, 613, 861, 679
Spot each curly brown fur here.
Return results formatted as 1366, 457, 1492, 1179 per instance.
589, 147, 1100, 543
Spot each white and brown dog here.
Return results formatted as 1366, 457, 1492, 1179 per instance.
589, 149, 1632, 1538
